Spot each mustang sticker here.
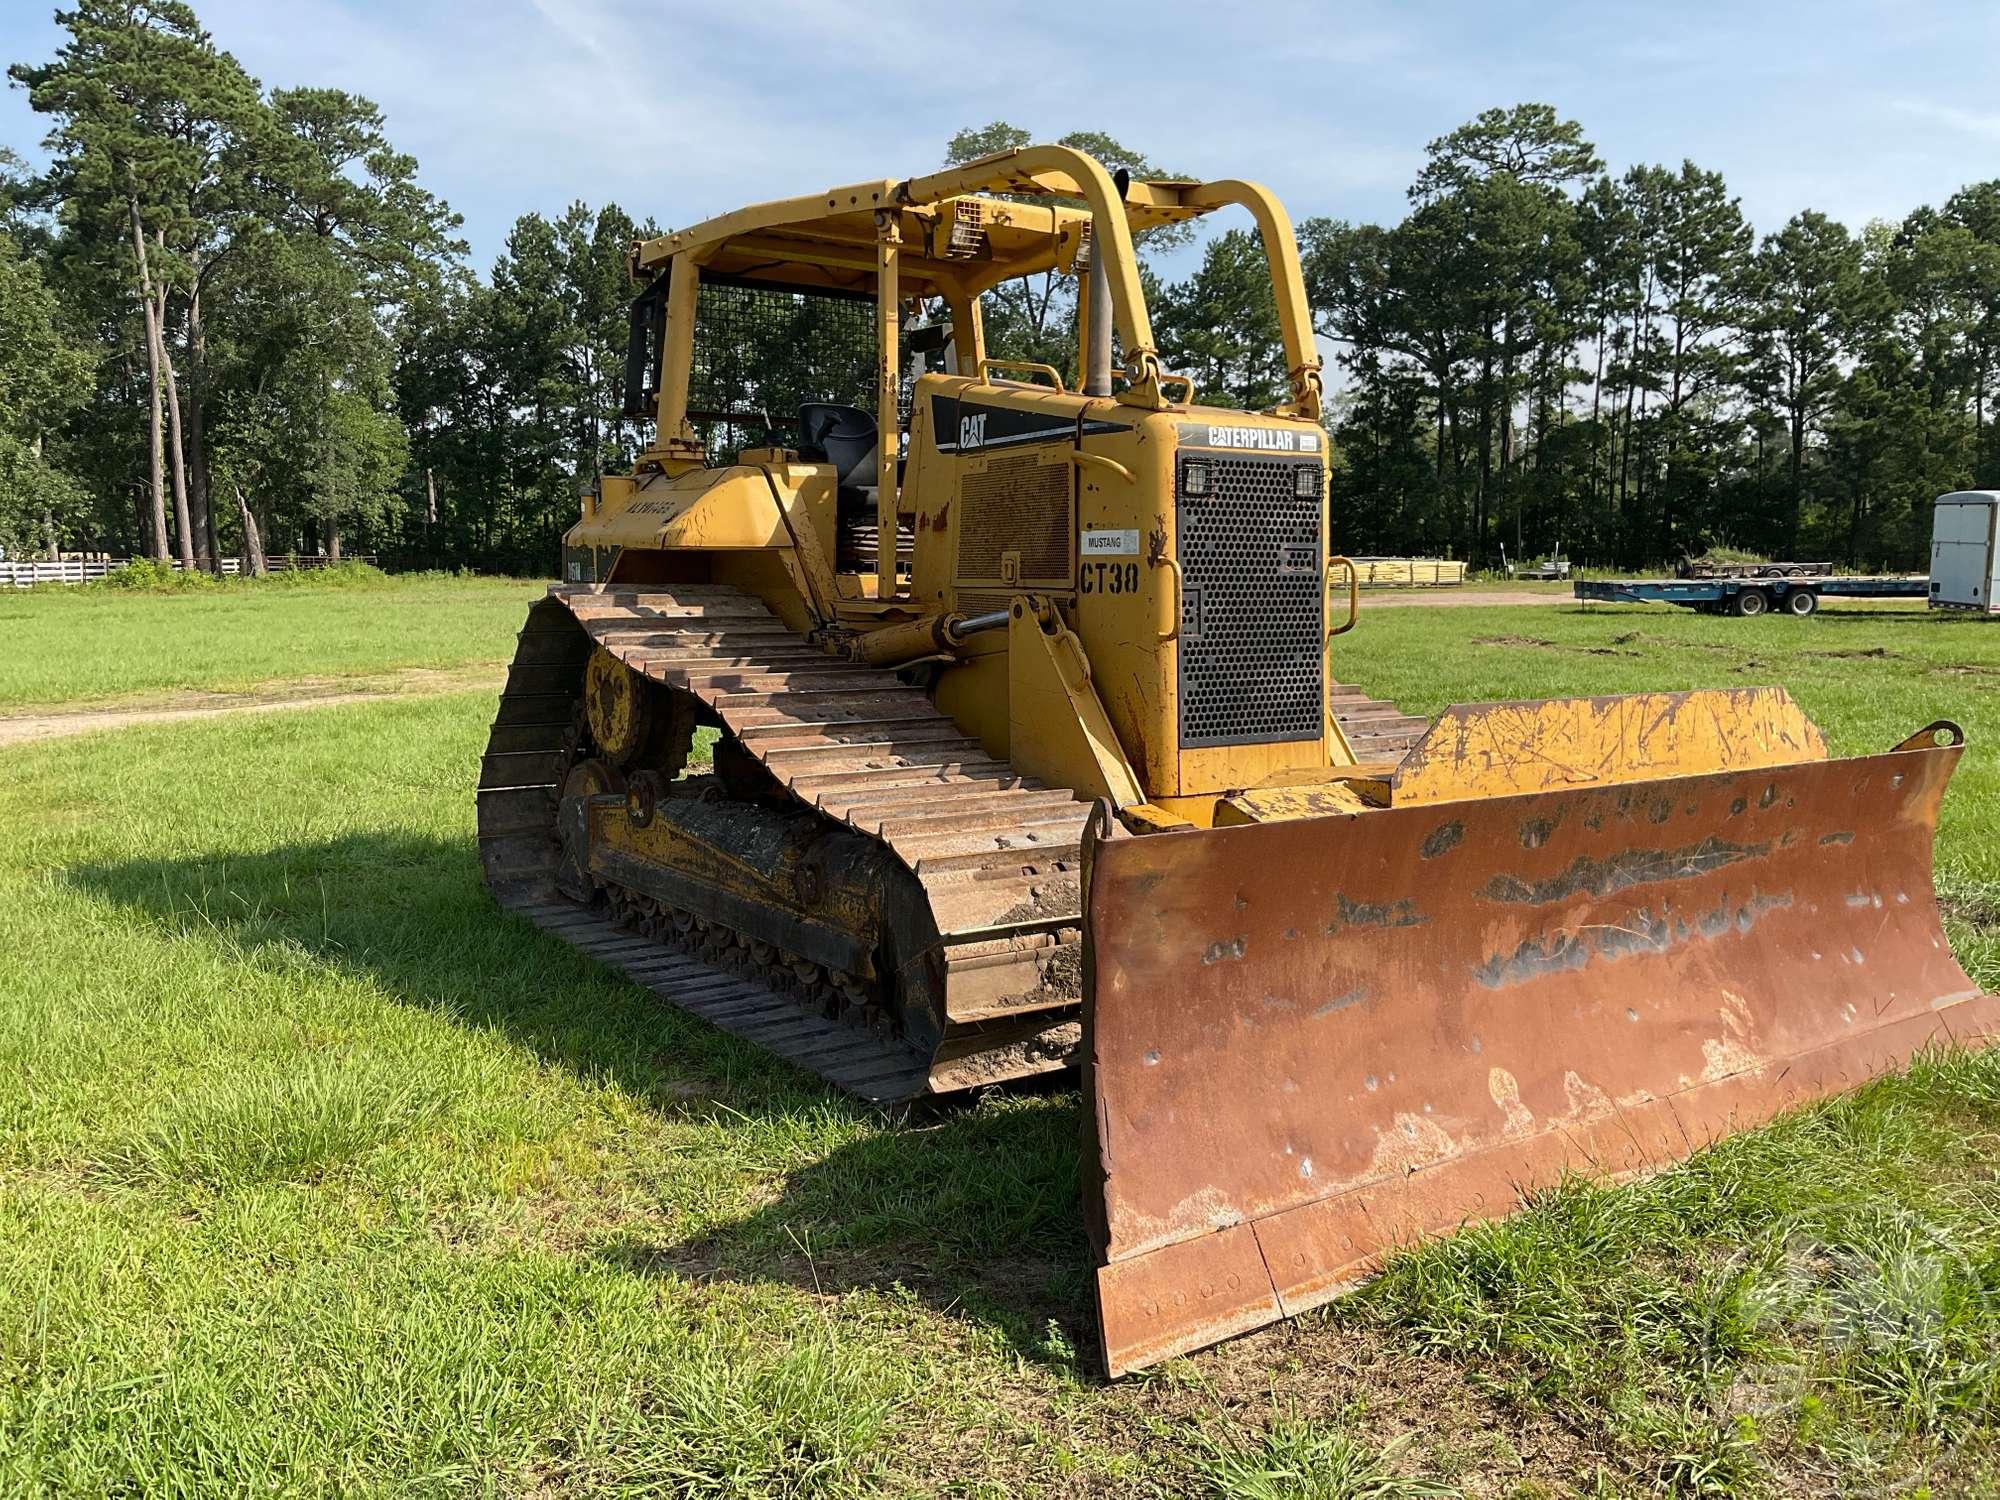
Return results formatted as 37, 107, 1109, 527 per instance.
1081, 529, 1140, 556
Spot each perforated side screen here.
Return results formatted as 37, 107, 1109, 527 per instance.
1177, 453, 1324, 748
956, 452, 1074, 586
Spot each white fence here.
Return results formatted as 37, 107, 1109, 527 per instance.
1, 556, 378, 588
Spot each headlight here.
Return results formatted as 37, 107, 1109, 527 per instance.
1295, 467, 1320, 499
1183, 463, 1209, 496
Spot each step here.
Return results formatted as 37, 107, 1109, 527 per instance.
891, 812, 1090, 862
736, 719, 967, 753
760, 734, 989, 775
674, 668, 897, 694
620, 648, 836, 670
912, 836, 1085, 878
725, 693, 936, 728
814, 775, 1039, 819
866, 789, 1082, 838
709, 686, 913, 712
787, 760, 1018, 798
590, 622, 797, 645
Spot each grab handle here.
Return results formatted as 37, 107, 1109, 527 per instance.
1155, 554, 1185, 642
976, 358, 1066, 393
1326, 555, 1359, 637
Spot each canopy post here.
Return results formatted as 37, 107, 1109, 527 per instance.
875, 212, 903, 598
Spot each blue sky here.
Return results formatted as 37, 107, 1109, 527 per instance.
5, 0, 1999, 275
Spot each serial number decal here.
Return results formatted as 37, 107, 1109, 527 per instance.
1177, 421, 1322, 453
1080, 528, 1140, 556
1080, 561, 1141, 595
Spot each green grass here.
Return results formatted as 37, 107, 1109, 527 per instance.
0, 598, 1997, 1494
0, 573, 543, 709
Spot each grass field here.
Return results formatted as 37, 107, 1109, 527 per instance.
0, 574, 535, 708
2, 582, 1998, 1496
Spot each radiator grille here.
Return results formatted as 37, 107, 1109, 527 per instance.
1177, 453, 1324, 747
956, 452, 1073, 585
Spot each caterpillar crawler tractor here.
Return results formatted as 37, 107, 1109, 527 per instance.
476, 146, 1995, 1376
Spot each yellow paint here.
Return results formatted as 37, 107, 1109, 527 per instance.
562, 144, 1502, 825
1118, 802, 1196, 833
1006, 597, 1144, 808
1391, 688, 1831, 807
584, 648, 647, 764
874, 216, 901, 598
573, 466, 787, 552
933, 639, 1010, 762
1149, 794, 1223, 828
1214, 783, 1375, 825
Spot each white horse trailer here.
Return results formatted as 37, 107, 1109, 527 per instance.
1931, 492, 2000, 612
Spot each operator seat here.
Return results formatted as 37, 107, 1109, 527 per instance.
797, 403, 878, 488
799, 401, 912, 580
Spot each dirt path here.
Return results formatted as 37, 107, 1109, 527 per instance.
0, 665, 507, 748
1362, 587, 1571, 608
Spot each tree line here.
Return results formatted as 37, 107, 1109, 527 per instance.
2, 6, 1995, 574
1305, 105, 2000, 569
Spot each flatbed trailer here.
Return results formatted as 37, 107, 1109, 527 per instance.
1574, 575, 1929, 617
1677, 558, 1832, 579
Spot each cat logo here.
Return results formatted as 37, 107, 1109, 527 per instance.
958, 412, 988, 451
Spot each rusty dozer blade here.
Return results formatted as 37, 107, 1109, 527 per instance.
1082, 692, 1998, 1378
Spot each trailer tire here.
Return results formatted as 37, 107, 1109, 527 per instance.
1785, 588, 1819, 617
1732, 588, 1771, 617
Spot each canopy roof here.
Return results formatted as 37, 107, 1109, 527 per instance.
630, 164, 1219, 299
632, 146, 1325, 426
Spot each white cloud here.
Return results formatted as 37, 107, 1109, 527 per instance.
1890, 97, 2000, 140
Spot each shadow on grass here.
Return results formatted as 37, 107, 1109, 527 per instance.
600, 1101, 1095, 1371
65, 833, 1093, 1369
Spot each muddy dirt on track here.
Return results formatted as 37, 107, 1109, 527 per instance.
0, 665, 506, 748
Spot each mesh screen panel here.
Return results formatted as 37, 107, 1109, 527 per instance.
1177, 453, 1324, 747
956, 452, 1073, 585
689, 279, 912, 462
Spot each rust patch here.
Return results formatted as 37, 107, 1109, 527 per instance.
1326, 893, 1427, 932
1518, 812, 1563, 850
1421, 820, 1465, 859
1311, 986, 1370, 1017
1472, 892, 1793, 990
1480, 835, 1771, 905
1202, 936, 1247, 964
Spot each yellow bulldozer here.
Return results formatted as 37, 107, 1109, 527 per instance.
476, 145, 1994, 1377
